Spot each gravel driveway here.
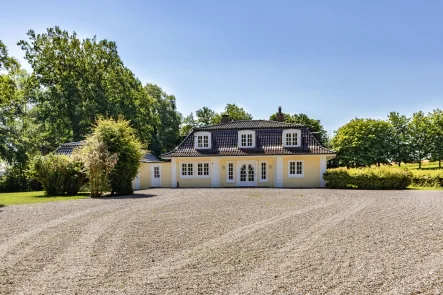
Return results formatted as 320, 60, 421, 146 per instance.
1, 189, 443, 294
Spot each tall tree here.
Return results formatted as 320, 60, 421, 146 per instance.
331, 118, 392, 167
428, 109, 443, 168
180, 113, 196, 136
145, 84, 181, 155
18, 27, 149, 149
387, 112, 412, 166
408, 111, 431, 169
195, 106, 216, 126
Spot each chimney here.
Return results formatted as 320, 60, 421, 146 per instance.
276, 106, 284, 122
221, 114, 230, 124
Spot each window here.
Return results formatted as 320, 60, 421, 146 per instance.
227, 162, 234, 183
154, 166, 160, 178
260, 161, 267, 182
288, 160, 304, 178
282, 129, 302, 147
194, 132, 211, 149
197, 162, 210, 178
248, 164, 254, 181
181, 163, 194, 178
238, 130, 255, 148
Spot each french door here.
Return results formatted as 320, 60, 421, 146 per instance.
237, 161, 256, 186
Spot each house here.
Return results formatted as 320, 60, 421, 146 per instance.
54, 107, 336, 189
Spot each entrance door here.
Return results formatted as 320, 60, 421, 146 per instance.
151, 164, 161, 187
237, 161, 256, 186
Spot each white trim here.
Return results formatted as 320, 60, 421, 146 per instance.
194, 131, 212, 149
259, 160, 268, 182
288, 160, 304, 178
238, 130, 256, 148
196, 161, 211, 178
151, 164, 162, 187
171, 159, 177, 187
282, 129, 302, 147
226, 161, 235, 183
320, 155, 327, 187
211, 158, 220, 187
275, 156, 283, 187
180, 162, 194, 179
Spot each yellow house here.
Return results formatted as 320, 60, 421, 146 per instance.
140, 111, 335, 188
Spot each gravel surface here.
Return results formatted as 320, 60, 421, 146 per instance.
1, 188, 443, 294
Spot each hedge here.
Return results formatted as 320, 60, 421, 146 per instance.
324, 167, 412, 189
410, 170, 443, 188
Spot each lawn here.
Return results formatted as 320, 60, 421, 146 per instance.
0, 191, 88, 206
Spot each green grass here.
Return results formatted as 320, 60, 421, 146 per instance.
403, 161, 442, 170
0, 191, 88, 206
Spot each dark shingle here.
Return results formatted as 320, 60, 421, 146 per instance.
162, 121, 335, 158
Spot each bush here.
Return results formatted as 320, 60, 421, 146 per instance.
410, 170, 443, 188
93, 118, 142, 195
324, 167, 412, 189
28, 154, 87, 196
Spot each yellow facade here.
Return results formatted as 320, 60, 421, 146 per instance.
134, 155, 325, 189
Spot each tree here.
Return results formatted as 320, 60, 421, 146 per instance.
213, 103, 253, 123
387, 112, 412, 166
180, 112, 196, 136
18, 27, 151, 150
75, 136, 117, 198
428, 109, 443, 168
270, 112, 329, 145
408, 111, 431, 169
93, 117, 143, 195
331, 118, 392, 167
145, 84, 181, 155
196, 106, 216, 126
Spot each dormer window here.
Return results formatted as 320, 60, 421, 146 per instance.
194, 131, 211, 149
282, 129, 302, 147
238, 130, 255, 148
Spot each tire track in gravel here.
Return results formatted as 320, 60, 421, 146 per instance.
229, 196, 375, 295
126, 194, 334, 286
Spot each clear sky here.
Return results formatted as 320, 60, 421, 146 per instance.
1, 0, 442, 133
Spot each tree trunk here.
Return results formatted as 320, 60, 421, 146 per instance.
398, 162, 401, 167
440, 159, 441, 169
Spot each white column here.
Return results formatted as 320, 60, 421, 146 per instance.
319, 155, 327, 187
171, 159, 177, 188
211, 158, 220, 187
275, 156, 283, 187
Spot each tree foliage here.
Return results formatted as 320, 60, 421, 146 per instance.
93, 118, 143, 195
408, 111, 431, 169
387, 112, 412, 165
429, 109, 443, 168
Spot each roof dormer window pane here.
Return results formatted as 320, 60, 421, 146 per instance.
283, 129, 301, 147
194, 132, 211, 149
238, 130, 255, 148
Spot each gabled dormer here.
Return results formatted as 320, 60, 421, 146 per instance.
238, 130, 256, 148
282, 129, 302, 147
194, 131, 211, 149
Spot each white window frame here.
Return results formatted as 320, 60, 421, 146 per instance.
180, 162, 194, 179
259, 161, 268, 182
238, 130, 256, 148
194, 131, 211, 149
282, 129, 302, 147
288, 160, 304, 178
226, 161, 235, 183
196, 162, 211, 178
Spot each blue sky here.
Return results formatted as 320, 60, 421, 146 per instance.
1, 0, 442, 133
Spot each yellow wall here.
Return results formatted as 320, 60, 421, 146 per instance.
139, 163, 151, 189
175, 158, 212, 187
134, 162, 172, 189
282, 155, 321, 187
160, 162, 172, 187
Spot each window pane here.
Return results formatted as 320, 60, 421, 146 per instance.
197, 163, 203, 175
240, 164, 246, 181
197, 136, 202, 147
188, 163, 193, 175
241, 134, 246, 146
182, 163, 187, 175
290, 162, 296, 175
203, 136, 209, 147
228, 163, 234, 180
293, 133, 298, 145
247, 134, 253, 146
248, 164, 254, 181
286, 133, 291, 145
261, 162, 266, 180
297, 161, 303, 174
204, 163, 209, 175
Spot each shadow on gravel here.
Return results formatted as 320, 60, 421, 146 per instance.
0, 204, 4, 212
101, 193, 157, 200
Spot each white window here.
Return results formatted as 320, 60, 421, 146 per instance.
282, 129, 302, 147
154, 166, 160, 178
238, 130, 256, 148
259, 161, 267, 182
288, 160, 304, 178
196, 162, 210, 178
194, 131, 211, 149
181, 163, 194, 178
226, 162, 234, 183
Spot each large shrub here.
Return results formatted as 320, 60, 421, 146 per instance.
93, 118, 142, 195
74, 136, 118, 198
28, 154, 87, 196
410, 170, 443, 188
324, 167, 412, 189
